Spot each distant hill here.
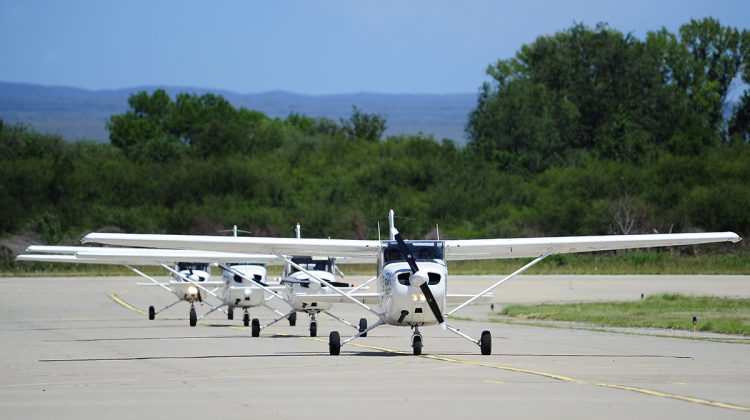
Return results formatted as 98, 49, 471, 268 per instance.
0, 82, 476, 144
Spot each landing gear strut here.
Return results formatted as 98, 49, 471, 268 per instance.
243, 309, 250, 327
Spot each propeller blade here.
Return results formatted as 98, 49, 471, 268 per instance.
394, 232, 444, 324
394, 233, 419, 273
420, 282, 444, 324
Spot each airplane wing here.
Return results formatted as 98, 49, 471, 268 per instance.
19, 246, 283, 266
82, 233, 380, 258
443, 232, 741, 260
83, 231, 740, 261
16, 254, 115, 264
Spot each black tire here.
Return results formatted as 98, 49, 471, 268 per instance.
227, 306, 234, 320
329, 331, 341, 355
288, 311, 297, 326
189, 307, 197, 327
358, 318, 368, 337
310, 321, 317, 337
412, 335, 422, 356
243, 313, 250, 327
251, 318, 260, 337
148, 306, 155, 320
480, 330, 492, 355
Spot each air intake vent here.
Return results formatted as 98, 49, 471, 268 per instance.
397, 272, 410, 285
428, 273, 441, 285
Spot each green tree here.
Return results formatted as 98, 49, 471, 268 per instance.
341, 106, 386, 141
107, 89, 181, 161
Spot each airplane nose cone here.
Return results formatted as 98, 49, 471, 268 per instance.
410, 270, 428, 287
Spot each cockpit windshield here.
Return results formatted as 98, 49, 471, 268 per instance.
177, 262, 208, 272
225, 262, 266, 268
289, 256, 334, 273
382, 240, 445, 265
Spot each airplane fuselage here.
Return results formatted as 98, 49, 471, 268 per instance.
169, 268, 210, 302
377, 260, 447, 326
286, 270, 336, 312
222, 264, 267, 309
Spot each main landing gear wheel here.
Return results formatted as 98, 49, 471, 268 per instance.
189, 307, 197, 327
227, 306, 234, 320
358, 318, 368, 337
148, 306, 155, 320
288, 311, 297, 326
412, 334, 423, 356
251, 318, 260, 337
243, 313, 250, 327
329, 331, 341, 355
480, 330, 492, 355
310, 321, 317, 337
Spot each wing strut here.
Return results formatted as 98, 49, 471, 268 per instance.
346, 275, 377, 294
126, 265, 173, 293
447, 253, 550, 316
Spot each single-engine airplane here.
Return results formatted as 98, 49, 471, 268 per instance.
73, 211, 742, 355
17, 246, 288, 332
278, 222, 377, 337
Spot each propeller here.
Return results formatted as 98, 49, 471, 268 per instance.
394, 232, 444, 324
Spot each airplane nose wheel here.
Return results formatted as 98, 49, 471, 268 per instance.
411, 326, 423, 355
243, 309, 250, 327
189, 305, 197, 327
148, 306, 155, 320
227, 306, 234, 320
288, 311, 297, 326
309, 313, 318, 337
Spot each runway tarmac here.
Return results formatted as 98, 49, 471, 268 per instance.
1, 275, 749, 419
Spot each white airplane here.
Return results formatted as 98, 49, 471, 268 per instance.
73, 211, 742, 355
278, 222, 376, 337
17, 246, 289, 332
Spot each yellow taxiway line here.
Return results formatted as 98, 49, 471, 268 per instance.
108, 293, 147, 315
110, 293, 750, 412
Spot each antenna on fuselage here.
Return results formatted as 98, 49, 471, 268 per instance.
389, 209, 397, 240
295, 221, 301, 239
233, 225, 238, 237
436, 224, 440, 240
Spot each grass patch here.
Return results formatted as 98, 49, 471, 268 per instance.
498, 294, 750, 336
446, 250, 750, 275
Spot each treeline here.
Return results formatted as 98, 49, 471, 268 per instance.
1, 18, 749, 248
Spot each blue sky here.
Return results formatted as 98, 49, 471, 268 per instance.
1, 0, 748, 94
